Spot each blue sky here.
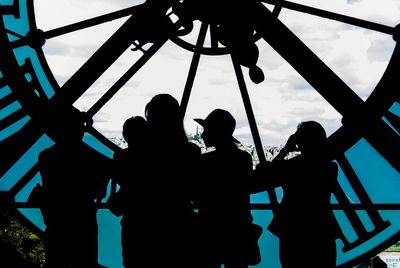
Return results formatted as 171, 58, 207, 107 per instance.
33, 0, 400, 146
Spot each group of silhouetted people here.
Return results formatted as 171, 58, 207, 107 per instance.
35, 93, 340, 268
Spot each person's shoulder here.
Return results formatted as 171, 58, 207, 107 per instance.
186, 141, 201, 155
237, 146, 251, 156
113, 147, 130, 158
236, 147, 252, 161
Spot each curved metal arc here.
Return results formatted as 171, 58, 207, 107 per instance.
170, 34, 230, 56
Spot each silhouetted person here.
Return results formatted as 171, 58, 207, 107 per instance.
109, 116, 148, 268
38, 107, 110, 268
118, 94, 200, 267
254, 121, 339, 268
194, 109, 261, 268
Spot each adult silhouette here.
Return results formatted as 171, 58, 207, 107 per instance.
194, 109, 261, 268
37, 107, 110, 268
254, 121, 339, 268
118, 94, 200, 267
109, 116, 148, 267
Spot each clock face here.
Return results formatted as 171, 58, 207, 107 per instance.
1, 0, 400, 267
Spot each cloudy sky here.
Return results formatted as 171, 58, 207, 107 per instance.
33, 0, 400, 146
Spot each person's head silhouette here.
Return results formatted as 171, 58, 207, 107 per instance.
145, 93, 187, 142
194, 109, 239, 148
122, 116, 147, 146
145, 94, 180, 127
48, 106, 86, 146
295, 121, 326, 155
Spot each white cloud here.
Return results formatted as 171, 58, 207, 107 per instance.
368, 36, 396, 62
34, 0, 398, 146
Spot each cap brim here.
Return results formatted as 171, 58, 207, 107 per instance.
194, 118, 206, 127
195, 118, 240, 143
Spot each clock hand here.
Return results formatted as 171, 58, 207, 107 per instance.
86, 40, 166, 118
251, 1, 365, 117
251, 2, 400, 173
52, 14, 142, 106
231, 55, 279, 210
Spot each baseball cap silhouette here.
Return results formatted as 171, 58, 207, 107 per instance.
194, 109, 240, 143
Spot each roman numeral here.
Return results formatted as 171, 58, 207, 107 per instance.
0, 1, 20, 19
334, 155, 390, 252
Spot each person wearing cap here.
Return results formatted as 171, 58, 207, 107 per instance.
194, 109, 261, 268
253, 121, 339, 268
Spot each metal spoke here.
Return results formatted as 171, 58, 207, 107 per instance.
53, 15, 141, 106
43, 4, 144, 40
180, 22, 208, 116
209, 24, 219, 50
231, 55, 279, 209
252, 2, 365, 117
87, 40, 167, 118
261, 0, 394, 35
272, 0, 284, 17
251, 2, 400, 172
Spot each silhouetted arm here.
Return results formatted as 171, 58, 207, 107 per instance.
272, 134, 297, 162
250, 160, 289, 193
187, 142, 202, 207
249, 134, 298, 193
